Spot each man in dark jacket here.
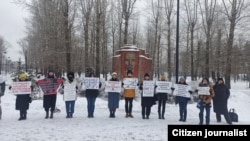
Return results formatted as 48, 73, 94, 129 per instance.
213, 78, 232, 125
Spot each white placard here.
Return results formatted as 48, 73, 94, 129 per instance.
142, 81, 155, 97
105, 81, 122, 93
156, 81, 172, 93
122, 78, 138, 89
173, 84, 191, 98
197, 87, 210, 95
82, 77, 100, 90
11, 81, 31, 95
63, 83, 77, 101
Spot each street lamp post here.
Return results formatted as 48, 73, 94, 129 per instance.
175, 0, 180, 83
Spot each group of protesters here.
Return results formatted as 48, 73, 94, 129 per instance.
0, 69, 233, 125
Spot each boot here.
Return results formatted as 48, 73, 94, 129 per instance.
23, 113, 27, 120
113, 110, 116, 118
66, 113, 70, 118
162, 111, 165, 120
158, 112, 161, 119
45, 111, 49, 119
50, 111, 53, 119
18, 111, 24, 121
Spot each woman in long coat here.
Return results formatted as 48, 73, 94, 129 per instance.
139, 73, 155, 119
213, 78, 232, 124
107, 72, 120, 118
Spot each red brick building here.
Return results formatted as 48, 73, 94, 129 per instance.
112, 45, 153, 81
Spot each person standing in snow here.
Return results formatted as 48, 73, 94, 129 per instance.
138, 73, 156, 119
84, 72, 102, 118
107, 72, 120, 118
196, 78, 215, 125
213, 78, 232, 125
60, 72, 78, 118
37, 69, 63, 119
9, 73, 32, 120
0, 75, 6, 120
155, 74, 169, 119
122, 70, 137, 118
172, 77, 192, 122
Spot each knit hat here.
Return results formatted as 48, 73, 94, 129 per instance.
217, 77, 224, 82
19, 73, 27, 80
179, 77, 185, 81
112, 72, 117, 76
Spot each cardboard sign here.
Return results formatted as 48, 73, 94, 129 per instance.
173, 84, 191, 98
142, 81, 155, 97
82, 77, 100, 90
11, 81, 31, 95
155, 81, 172, 93
122, 78, 138, 89
63, 82, 77, 101
197, 87, 210, 95
105, 81, 122, 93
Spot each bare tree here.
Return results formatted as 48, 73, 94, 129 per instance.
199, 0, 217, 78
0, 36, 7, 74
222, 0, 246, 88
164, 0, 174, 80
184, 0, 198, 80
121, 0, 137, 44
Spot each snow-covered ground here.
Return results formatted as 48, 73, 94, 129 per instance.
0, 74, 250, 141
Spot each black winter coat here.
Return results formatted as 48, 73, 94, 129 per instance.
85, 82, 102, 98
16, 94, 31, 110
139, 82, 156, 107
213, 83, 230, 114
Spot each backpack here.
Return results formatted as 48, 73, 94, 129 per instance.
229, 108, 238, 122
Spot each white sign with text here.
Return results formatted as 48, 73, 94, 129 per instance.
142, 81, 155, 97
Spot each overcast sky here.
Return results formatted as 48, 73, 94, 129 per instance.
0, 0, 29, 62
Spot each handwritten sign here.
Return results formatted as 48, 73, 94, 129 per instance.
11, 81, 31, 95
155, 81, 172, 93
173, 84, 191, 98
122, 78, 138, 89
197, 87, 210, 95
105, 81, 122, 93
63, 82, 77, 101
142, 81, 155, 97
82, 77, 100, 90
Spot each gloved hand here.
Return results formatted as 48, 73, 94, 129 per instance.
188, 90, 193, 94
171, 87, 175, 91
195, 89, 198, 93
9, 86, 12, 90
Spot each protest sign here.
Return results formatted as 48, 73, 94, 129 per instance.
197, 87, 210, 95
105, 81, 122, 93
156, 81, 172, 93
173, 84, 191, 98
142, 81, 155, 97
82, 77, 100, 90
11, 81, 31, 95
122, 78, 138, 89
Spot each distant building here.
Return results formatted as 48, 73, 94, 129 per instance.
112, 44, 153, 81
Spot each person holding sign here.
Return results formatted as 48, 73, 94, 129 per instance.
9, 73, 32, 120
107, 72, 120, 118
172, 77, 192, 122
84, 72, 102, 118
155, 74, 170, 119
122, 70, 137, 118
139, 73, 156, 119
37, 69, 63, 119
60, 72, 78, 118
196, 78, 215, 125
212, 78, 232, 125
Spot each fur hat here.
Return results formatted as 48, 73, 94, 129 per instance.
67, 72, 74, 78
179, 77, 185, 81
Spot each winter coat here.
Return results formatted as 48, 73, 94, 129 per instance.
62, 79, 78, 101
198, 83, 215, 104
12, 79, 32, 111
213, 83, 230, 114
108, 78, 120, 108
16, 94, 31, 111
85, 82, 102, 98
139, 82, 156, 107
